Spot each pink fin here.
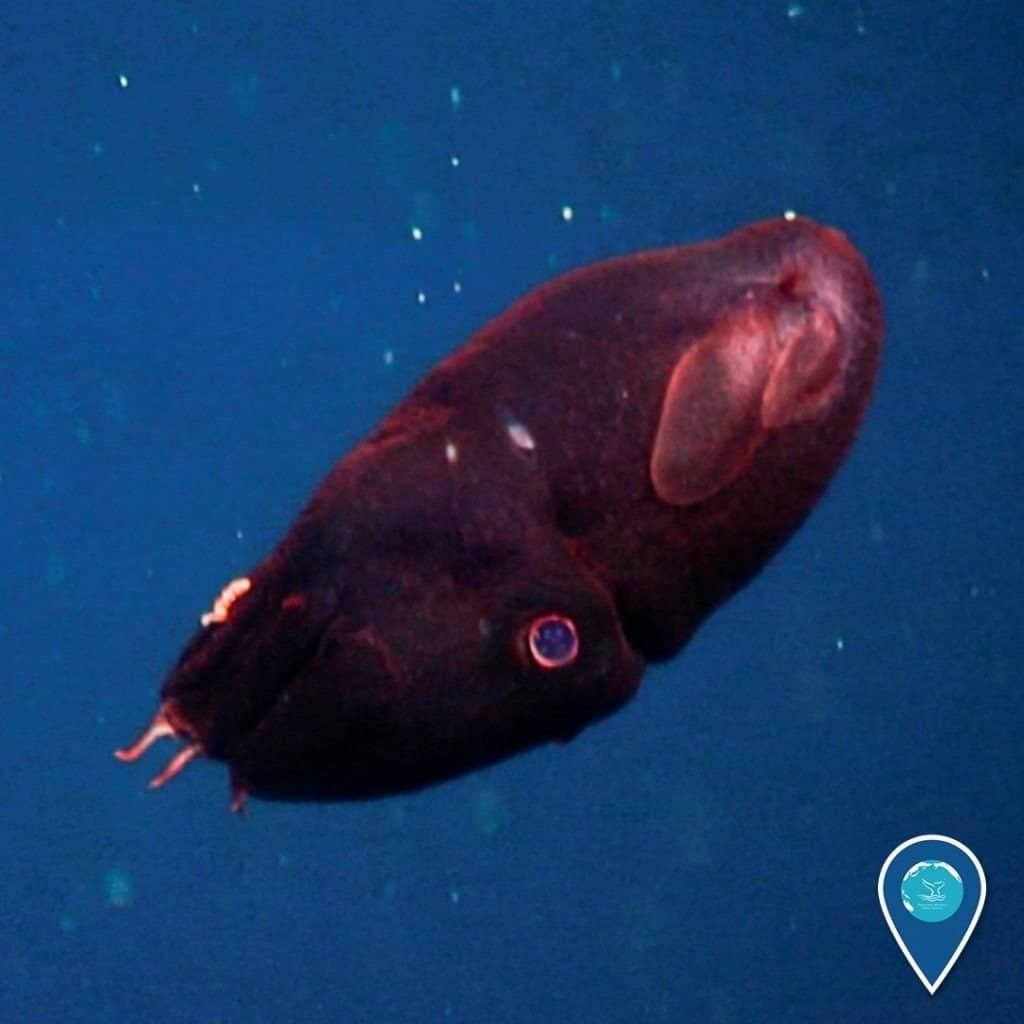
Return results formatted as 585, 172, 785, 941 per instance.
651, 296, 845, 507
761, 300, 843, 429
650, 305, 774, 506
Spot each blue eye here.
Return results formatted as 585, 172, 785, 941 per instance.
527, 615, 579, 669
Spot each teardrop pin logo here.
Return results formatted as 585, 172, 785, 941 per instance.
878, 834, 986, 994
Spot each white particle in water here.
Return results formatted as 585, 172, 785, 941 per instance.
104, 869, 135, 909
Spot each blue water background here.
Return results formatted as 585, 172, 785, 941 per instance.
2, 3, 1021, 1021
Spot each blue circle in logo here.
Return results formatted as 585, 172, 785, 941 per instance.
900, 860, 964, 922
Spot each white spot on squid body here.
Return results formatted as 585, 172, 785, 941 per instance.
505, 416, 536, 452
445, 440, 459, 465
200, 576, 252, 626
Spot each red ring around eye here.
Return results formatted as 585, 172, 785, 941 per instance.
527, 614, 579, 669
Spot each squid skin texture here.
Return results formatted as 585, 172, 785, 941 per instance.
142, 216, 883, 803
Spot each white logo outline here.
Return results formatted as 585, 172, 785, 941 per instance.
877, 834, 986, 995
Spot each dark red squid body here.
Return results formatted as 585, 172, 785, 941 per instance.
118, 216, 882, 808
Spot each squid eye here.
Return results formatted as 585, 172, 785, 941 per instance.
527, 614, 579, 669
